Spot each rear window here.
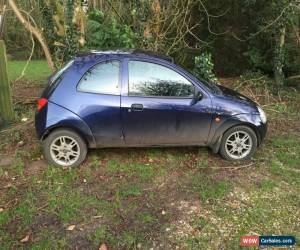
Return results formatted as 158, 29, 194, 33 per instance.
42, 60, 74, 98
49, 60, 74, 83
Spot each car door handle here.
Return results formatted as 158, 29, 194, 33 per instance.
130, 103, 143, 112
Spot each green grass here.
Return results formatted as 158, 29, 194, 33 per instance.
192, 173, 232, 202
7, 60, 51, 82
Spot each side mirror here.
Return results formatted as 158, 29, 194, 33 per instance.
191, 90, 203, 105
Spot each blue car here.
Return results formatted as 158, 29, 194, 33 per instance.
35, 50, 267, 167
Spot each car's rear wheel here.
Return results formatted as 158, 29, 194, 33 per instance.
43, 129, 87, 168
219, 125, 257, 161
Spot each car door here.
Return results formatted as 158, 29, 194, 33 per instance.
121, 59, 212, 146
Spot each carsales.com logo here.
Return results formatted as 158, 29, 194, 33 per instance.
240, 235, 296, 247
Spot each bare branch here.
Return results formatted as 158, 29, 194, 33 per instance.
250, 5, 290, 38
15, 14, 35, 82
197, 0, 229, 36
8, 0, 55, 71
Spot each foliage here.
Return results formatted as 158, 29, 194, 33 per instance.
241, 0, 300, 84
238, 71, 269, 87
2, 0, 300, 81
85, 10, 136, 50
55, 0, 81, 65
192, 52, 218, 82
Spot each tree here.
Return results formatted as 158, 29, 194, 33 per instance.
8, 0, 55, 71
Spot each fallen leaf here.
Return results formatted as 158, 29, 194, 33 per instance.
93, 215, 102, 219
4, 183, 13, 188
99, 243, 108, 250
66, 225, 76, 231
21, 117, 28, 122
20, 235, 29, 243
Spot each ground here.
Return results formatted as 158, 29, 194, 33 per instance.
0, 61, 299, 249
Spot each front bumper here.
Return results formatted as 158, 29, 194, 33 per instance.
256, 121, 268, 146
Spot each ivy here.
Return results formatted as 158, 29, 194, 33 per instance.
193, 52, 218, 83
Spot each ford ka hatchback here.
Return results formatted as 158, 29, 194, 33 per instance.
35, 50, 267, 167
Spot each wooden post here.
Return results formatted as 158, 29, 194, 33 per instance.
0, 39, 14, 121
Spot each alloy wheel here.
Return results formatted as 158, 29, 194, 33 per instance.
50, 136, 80, 167
225, 131, 253, 160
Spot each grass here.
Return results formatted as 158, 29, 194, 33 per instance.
0, 66, 299, 249
7, 60, 51, 82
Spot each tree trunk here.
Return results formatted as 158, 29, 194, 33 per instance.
274, 26, 286, 85
8, 0, 55, 72
0, 40, 14, 122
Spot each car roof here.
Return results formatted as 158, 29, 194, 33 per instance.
75, 49, 174, 63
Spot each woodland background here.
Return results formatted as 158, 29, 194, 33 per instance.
2, 0, 300, 84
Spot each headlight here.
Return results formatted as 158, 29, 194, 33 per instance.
257, 106, 267, 124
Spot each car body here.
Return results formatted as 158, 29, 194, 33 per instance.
35, 50, 267, 167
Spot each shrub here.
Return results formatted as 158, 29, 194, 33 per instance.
86, 10, 136, 50
192, 52, 218, 82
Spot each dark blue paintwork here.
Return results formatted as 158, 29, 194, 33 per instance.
35, 51, 267, 152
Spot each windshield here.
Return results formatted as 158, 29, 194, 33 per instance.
184, 67, 222, 94
197, 78, 222, 94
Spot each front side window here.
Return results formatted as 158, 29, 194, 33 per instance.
128, 61, 195, 97
78, 60, 120, 95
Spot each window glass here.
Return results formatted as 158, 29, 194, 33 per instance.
78, 60, 120, 94
50, 59, 74, 83
128, 61, 195, 97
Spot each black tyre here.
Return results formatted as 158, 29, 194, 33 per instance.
43, 129, 87, 167
219, 125, 257, 161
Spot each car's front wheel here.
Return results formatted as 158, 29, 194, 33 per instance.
43, 129, 87, 168
219, 125, 257, 161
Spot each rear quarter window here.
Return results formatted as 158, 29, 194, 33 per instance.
77, 60, 120, 95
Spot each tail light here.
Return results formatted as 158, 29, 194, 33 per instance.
37, 98, 48, 112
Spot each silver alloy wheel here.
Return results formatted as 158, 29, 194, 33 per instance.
50, 136, 80, 167
225, 131, 253, 160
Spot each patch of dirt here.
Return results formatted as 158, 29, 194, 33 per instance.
32, 213, 63, 231
12, 80, 44, 105
0, 119, 41, 160
68, 235, 92, 250
31, 213, 66, 243
0, 155, 13, 166
25, 160, 47, 175
0, 80, 43, 155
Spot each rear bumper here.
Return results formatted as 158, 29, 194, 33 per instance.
35, 106, 48, 140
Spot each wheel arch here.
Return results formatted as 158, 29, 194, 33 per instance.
209, 121, 261, 154
41, 123, 96, 148
37, 102, 97, 148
